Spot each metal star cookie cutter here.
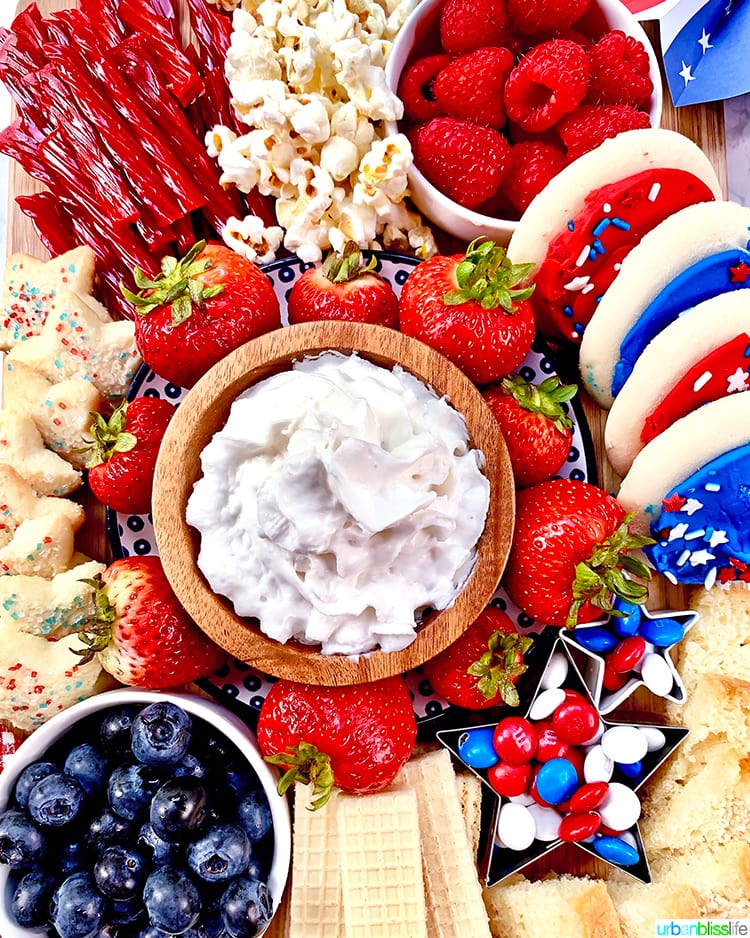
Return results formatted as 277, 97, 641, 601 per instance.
437, 636, 689, 886
560, 605, 698, 715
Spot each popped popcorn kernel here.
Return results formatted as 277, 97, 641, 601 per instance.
222, 215, 285, 264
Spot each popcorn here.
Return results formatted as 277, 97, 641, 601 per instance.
207, 0, 436, 263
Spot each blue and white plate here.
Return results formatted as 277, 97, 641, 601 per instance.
108, 252, 596, 723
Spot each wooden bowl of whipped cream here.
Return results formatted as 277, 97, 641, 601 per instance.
152, 320, 514, 685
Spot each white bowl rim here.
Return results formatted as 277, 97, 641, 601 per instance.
0, 688, 291, 938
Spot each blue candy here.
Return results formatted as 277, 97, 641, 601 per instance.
575, 627, 619, 653
617, 760, 643, 779
639, 617, 685, 647
592, 835, 640, 866
612, 608, 642, 638
457, 728, 498, 770
535, 758, 578, 805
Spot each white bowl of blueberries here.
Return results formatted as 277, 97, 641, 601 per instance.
0, 689, 291, 938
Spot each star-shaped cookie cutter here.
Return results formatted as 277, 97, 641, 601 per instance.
561, 605, 698, 715
437, 637, 688, 886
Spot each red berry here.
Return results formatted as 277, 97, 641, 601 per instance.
570, 781, 609, 813
414, 117, 512, 209
609, 635, 647, 674
534, 721, 569, 762
552, 699, 599, 745
504, 40, 589, 132
487, 760, 534, 797
440, 0, 508, 55
507, 0, 591, 37
398, 54, 451, 123
433, 46, 514, 130
586, 30, 654, 108
493, 716, 538, 764
500, 141, 567, 214
559, 810, 601, 842
558, 104, 651, 162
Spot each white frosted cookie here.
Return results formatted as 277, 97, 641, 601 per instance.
605, 291, 750, 477
4, 360, 99, 468
0, 246, 100, 350
6, 290, 141, 400
0, 410, 82, 495
580, 201, 750, 408
0, 513, 76, 578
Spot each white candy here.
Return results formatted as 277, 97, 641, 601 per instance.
583, 744, 614, 783
497, 802, 537, 852
529, 687, 566, 721
618, 829, 638, 850
598, 782, 641, 831
527, 803, 562, 842
583, 720, 605, 746
540, 651, 568, 690
508, 792, 536, 806
641, 653, 674, 697
601, 725, 648, 765
639, 726, 667, 752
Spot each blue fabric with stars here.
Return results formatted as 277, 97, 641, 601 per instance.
646, 441, 750, 585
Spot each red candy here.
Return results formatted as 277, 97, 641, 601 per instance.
570, 781, 609, 813
608, 635, 647, 674
493, 716, 539, 764
488, 760, 534, 798
559, 811, 601, 842
565, 745, 585, 781
603, 661, 630, 691
530, 769, 554, 807
534, 721, 570, 762
552, 699, 599, 745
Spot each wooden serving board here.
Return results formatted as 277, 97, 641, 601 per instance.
3, 0, 730, 910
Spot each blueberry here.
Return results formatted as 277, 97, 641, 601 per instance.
174, 754, 209, 781
187, 824, 250, 883
244, 855, 266, 883
13, 761, 58, 808
0, 808, 48, 868
150, 777, 207, 843
94, 845, 149, 900
51, 871, 108, 938
109, 896, 145, 926
11, 869, 57, 928
108, 763, 165, 820
138, 822, 184, 866
235, 791, 272, 845
59, 839, 91, 875
65, 743, 109, 797
131, 703, 192, 767
99, 705, 142, 756
86, 808, 136, 852
27, 771, 86, 827
190, 729, 234, 768
220, 877, 272, 938
143, 865, 201, 935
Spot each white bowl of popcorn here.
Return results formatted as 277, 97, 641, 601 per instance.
384, 0, 663, 244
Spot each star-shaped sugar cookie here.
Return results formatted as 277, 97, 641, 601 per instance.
4, 360, 99, 468
6, 290, 142, 400
0, 512, 75, 578
1, 246, 99, 350
0, 410, 81, 495
0, 463, 84, 548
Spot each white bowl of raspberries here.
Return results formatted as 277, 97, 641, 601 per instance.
385, 0, 663, 243
0, 689, 291, 938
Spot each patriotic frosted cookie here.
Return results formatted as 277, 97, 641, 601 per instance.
506, 129, 721, 345
580, 201, 750, 408
617, 393, 750, 589
604, 291, 750, 476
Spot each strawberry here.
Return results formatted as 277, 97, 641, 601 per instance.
503, 479, 654, 629
76, 556, 226, 687
483, 373, 576, 487
414, 117, 512, 210
122, 240, 281, 389
440, 0, 508, 55
433, 47, 514, 130
423, 605, 533, 709
286, 242, 399, 327
86, 397, 175, 515
257, 677, 416, 808
398, 239, 536, 386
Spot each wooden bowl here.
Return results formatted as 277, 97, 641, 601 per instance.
152, 321, 514, 685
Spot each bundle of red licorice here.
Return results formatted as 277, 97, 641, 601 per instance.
0, 0, 273, 319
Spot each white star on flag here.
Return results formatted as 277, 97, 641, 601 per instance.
679, 60, 697, 85
726, 366, 749, 393
698, 28, 713, 52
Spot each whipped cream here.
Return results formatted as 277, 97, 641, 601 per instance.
186, 351, 490, 656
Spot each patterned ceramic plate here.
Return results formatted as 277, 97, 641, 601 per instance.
109, 252, 596, 723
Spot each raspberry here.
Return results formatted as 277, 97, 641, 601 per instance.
558, 104, 651, 161
398, 54, 451, 123
433, 47, 514, 129
586, 30, 654, 108
500, 141, 567, 214
440, 0, 508, 56
507, 0, 591, 37
415, 117, 512, 209
504, 40, 589, 132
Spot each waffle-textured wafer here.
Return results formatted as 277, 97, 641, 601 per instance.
337, 787, 427, 938
455, 768, 483, 860
400, 749, 491, 938
289, 784, 344, 938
